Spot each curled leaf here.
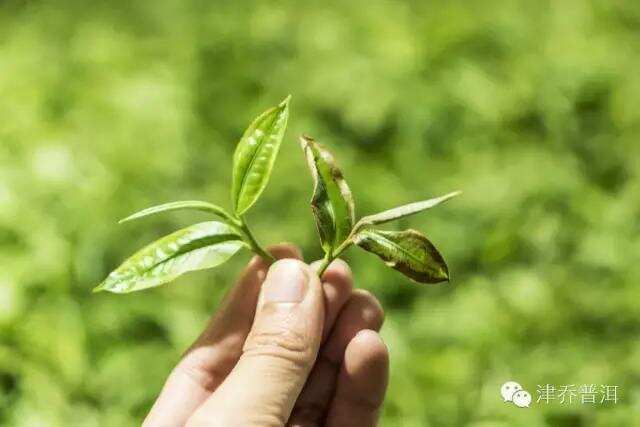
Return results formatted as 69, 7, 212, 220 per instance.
354, 229, 449, 284
300, 135, 355, 253
357, 191, 461, 229
94, 221, 245, 294
119, 201, 233, 224
231, 96, 290, 216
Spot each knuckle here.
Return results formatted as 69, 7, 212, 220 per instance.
243, 327, 315, 369
352, 289, 385, 328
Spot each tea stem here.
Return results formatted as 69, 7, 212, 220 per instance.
238, 219, 275, 263
316, 239, 354, 276
317, 252, 333, 277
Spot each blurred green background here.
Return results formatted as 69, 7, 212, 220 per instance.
1, 0, 639, 425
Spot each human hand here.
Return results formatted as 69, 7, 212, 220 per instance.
144, 244, 388, 427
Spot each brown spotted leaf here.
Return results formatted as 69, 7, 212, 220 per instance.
300, 135, 355, 254
353, 228, 449, 284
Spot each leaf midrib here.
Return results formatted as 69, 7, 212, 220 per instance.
369, 232, 424, 267
317, 153, 348, 247
236, 111, 280, 206
142, 233, 242, 275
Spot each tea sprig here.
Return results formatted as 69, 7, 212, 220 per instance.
95, 97, 459, 294
299, 135, 460, 280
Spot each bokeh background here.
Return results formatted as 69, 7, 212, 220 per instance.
1, 0, 639, 425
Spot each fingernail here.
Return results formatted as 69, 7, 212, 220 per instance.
263, 260, 309, 303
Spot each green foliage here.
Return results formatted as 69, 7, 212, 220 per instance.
119, 201, 232, 224
232, 96, 290, 216
1, 0, 639, 426
94, 222, 245, 293
101, 99, 290, 292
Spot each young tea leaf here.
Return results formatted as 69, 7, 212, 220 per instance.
231, 96, 290, 216
356, 191, 461, 229
94, 221, 245, 294
354, 229, 449, 284
300, 135, 355, 254
119, 201, 233, 224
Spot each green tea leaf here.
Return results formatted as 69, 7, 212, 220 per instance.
357, 191, 461, 229
119, 201, 233, 224
231, 96, 290, 216
94, 221, 245, 294
300, 135, 355, 253
354, 229, 449, 284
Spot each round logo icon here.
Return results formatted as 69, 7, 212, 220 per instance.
501, 381, 531, 408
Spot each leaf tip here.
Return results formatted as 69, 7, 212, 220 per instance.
280, 94, 292, 108
438, 271, 450, 283
435, 263, 450, 283
92, 284, 106, 294
299, 133, 313, 142
299, 134, 315, 151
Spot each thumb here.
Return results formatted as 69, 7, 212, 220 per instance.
187, 259, 325, 427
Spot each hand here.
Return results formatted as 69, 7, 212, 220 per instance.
144, 244, 388, 427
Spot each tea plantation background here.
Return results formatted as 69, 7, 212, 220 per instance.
1, 0, 639, 425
